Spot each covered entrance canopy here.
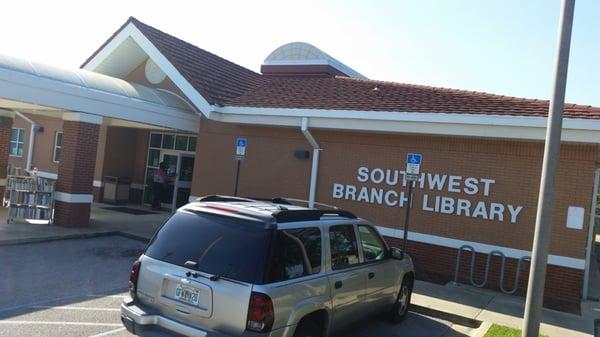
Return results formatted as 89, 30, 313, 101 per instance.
0, 53, 199, 132
0, 53, 200, 227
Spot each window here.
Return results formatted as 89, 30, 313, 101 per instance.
268, 228, 322, 282
9, 128, 24, 157
358, 225, 386, 262
145, 211, 273, 284
53, 132, 62, 163
329, 225, 360, 270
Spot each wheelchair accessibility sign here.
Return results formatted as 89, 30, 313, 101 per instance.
405, 153, 422, 181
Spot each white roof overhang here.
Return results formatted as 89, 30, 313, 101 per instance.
211, 106, 600, 144
82, 22, 213, 119
0, 53, 199, 133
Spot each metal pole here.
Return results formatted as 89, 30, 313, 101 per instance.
402, 181, 414, 258
233, 160, 241, 196
522, 1, 575, 336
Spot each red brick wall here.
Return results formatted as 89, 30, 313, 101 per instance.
191, 120, 597, 311
384, 236, 582, 312
0, 117, 13, 195
54, 121, 99, 227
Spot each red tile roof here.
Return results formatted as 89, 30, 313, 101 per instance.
227, 76, 600, 119
86, 17, 600, 119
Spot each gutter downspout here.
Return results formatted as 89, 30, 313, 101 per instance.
583, 167, 600, 299
15, 111, 36, 171
301, 117, 321, 208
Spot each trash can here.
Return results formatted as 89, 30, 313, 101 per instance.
103, 176, 131, 204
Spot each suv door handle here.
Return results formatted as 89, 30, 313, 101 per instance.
334, 281, 343, 289
368, 272, 375, 279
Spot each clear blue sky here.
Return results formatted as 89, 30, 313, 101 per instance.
0, 0, 598, 106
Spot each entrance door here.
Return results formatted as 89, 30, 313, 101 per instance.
159, 152, 179, 209
159, 151, 195, 210
175, 154, 195, 208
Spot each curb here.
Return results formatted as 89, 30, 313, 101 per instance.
410, 303, 483, 328
0, 231, 118, 246
0, 231, 152, 246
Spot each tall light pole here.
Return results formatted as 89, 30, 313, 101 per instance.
522, 1, 576, 336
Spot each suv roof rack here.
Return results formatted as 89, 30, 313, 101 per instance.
272, 209, 357, 223
196, 195, 256, 203
245, 197, 293, 205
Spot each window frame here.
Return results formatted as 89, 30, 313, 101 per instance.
266, 226, 323, 283
328, 224, 363, 271
357, 224, 389, 263
9, 128, 25, 157
53, 132, 63, 163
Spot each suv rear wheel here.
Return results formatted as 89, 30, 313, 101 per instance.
293, 319, 322, 337
389, 274, 413, 322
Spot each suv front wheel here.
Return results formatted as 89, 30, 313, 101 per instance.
389, 275, 413, 322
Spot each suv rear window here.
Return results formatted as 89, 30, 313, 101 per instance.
145, 210, 272, 284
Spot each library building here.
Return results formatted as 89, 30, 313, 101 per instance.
0, 17, 599, 312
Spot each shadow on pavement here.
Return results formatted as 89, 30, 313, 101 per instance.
332, 312, 465, 337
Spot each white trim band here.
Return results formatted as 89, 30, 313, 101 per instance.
376, 226, 585, 270
35, 171, 58, 180
62, 112, 103, 125
55, 192, 94, 203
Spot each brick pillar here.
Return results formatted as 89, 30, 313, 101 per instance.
0, 116, 13, 196
54, 114, 101, 227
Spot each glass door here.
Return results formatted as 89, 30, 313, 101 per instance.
175, 154, 195, 208
143, 132, 197, 210
160, 151, 179, 209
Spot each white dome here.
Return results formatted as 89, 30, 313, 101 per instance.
264, 42, 365, 78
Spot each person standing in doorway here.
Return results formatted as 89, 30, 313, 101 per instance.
152, 161, 168, 210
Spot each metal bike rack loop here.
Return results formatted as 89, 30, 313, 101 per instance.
453, 244, 531, 295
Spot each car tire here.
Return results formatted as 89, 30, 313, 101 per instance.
293, 320, 322, 337
388, 275, 413, 323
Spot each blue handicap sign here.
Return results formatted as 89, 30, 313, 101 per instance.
407, 153, 422, 165
236, 138, 247, 148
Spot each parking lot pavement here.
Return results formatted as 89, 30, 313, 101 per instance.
0, 236, 456, 337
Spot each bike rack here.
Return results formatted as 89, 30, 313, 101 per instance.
453, 244, 531, 295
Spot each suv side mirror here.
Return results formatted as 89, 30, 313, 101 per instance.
390, 247, 404, 260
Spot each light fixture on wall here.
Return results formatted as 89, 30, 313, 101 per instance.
294, 150, 310, 159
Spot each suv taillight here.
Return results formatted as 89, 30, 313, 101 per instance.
246, 292, 274, 332
128, 260, 141, 298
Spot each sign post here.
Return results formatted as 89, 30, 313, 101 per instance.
402, 153, 422, 258
234, 137, 247, 196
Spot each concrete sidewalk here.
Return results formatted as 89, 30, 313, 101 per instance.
0, 203, 167, 245
412, 280, 600, 337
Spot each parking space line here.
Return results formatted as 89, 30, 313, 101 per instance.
88, 327, 126, 337
87, 295, 127, 299
0, 288, 127, 314
31, 305, 120, 312
0, 320, 122, 327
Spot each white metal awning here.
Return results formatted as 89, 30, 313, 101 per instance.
0, 54, 199, 133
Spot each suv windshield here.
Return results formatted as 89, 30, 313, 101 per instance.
145, 210, 272, 283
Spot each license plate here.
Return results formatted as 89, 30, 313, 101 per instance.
175, 284, 200, 306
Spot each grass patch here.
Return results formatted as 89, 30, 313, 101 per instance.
484, 324, 549, 337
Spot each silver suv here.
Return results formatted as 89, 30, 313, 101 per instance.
121, 196, 415, 337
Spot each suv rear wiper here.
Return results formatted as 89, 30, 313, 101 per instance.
183, 260, 247, 285
184, 260, 218, 281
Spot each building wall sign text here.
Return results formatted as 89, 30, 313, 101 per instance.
332, 166, 524, 223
